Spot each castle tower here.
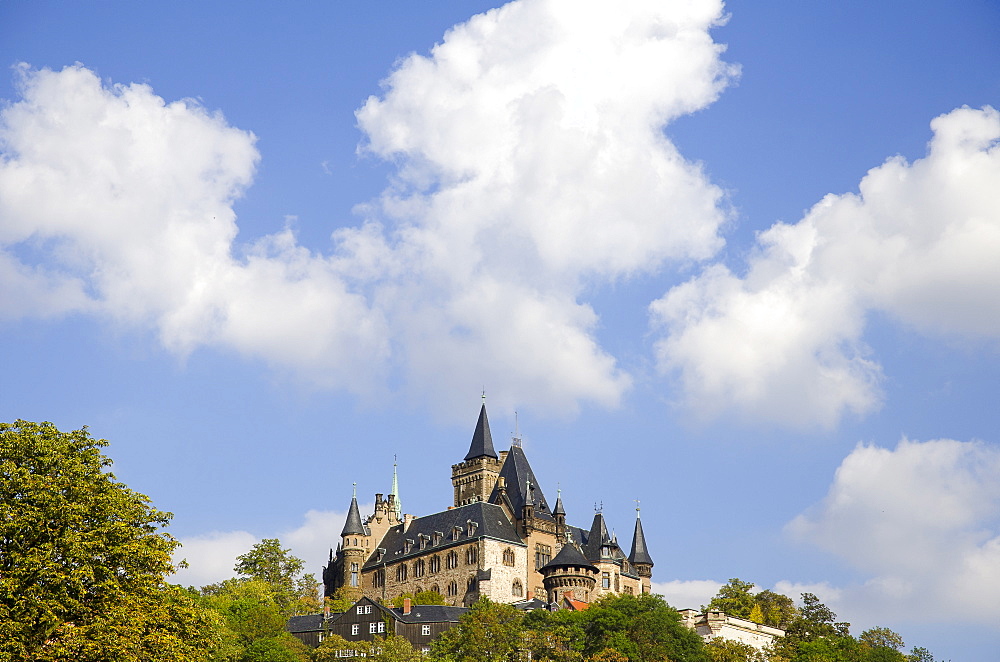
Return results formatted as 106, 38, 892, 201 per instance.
628, 507, 654, 594
540, 536, 598, 604
451, 404, 504, 506
324, 486, 369, 600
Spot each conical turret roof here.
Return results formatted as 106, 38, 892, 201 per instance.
553, 491, 565, 516
341, 493, 366, 536
582, 512, 611, 561
628, 513, 654, 566
541, 541, 597, 572
464, 404, 498, 460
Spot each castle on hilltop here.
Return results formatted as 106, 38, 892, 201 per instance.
322, 404, 653, 607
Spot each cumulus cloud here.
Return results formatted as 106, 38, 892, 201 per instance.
651, 105, 1000, 427
0, 0, 735, 419
170, 507, 360, 588
786, 437, 1000, 624
652, 578, 722, 610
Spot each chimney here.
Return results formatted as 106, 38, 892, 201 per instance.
324, 603, 331, 619
403, 598, 412, 615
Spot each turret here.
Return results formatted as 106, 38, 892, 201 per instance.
553, 488, 566, 539
540, 535, 598, 604
451, 403, 504, 506
628, 507, 654, 594
324, 485, 369, 600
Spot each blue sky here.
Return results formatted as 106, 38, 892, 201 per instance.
2, 1, 999, 658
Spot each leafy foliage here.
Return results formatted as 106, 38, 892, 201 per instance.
431, 597, 524, 662
0, 420, 222, 661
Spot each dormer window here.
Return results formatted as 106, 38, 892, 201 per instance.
418, 533, 430, 550
452, 526, 463, 541
466, 519, 478, 536
404, 538, 415, 554
433, 531, 443, 546
376, 548, 386, 562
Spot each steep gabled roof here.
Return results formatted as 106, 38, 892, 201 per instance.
363, 501, 523, 570
341, 494, 368, 536
628, 514, 654, 566
464, 404, 498, 460
487, 445, 554, 521
389, 605, 468, 623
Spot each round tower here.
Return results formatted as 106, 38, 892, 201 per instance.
540, 537, 598, 605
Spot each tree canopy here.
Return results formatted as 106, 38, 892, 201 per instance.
0, 420, 222, 661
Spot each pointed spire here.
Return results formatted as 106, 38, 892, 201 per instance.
553, 486, 565, 516
390, 457, 401, 519
583, 511, 611, 561
341, 486, 365, 536
628, 506, 654, 566
464, 403, 498, 460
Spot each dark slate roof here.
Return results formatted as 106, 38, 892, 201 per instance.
464, 404, 498, 460
541, 541, 597, 572
390, 605, 468, 623
553, 494, 565, 516
582, 512, 611, 561
341, 495, 368, 536
567, 525, 589, 547
363, 501, 523, 570
488, 446, 554, 521
512, 598, 552, 611
628, 515, 654, 566
286, 613, 326, 633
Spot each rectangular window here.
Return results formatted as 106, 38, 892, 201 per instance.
535, 544, 551, 570
370, 622, 378, 634
602, 572, 610, 589
378, 622, 385, 633
365, 605, 372, 614
351, 624, 359, 636
357, 606, 364, 615
422, 625, 431, 636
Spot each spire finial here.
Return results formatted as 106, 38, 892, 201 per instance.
352, 482, 357, 499
635, 498, 641, 516
512, 410, 522, 448
391, 460, 401, 518
482, 388, 486, 404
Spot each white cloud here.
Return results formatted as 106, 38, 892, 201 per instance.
170, 507, 365, 588
170, 529, 258, 588
0, 0, 736, 420
786, 437, 1000, 625
652, 578, 722, 610
651, 105, 1000, 427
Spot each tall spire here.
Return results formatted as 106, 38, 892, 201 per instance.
341, 485, 365, 536
628, 504, 654, 566
390, 457, 401, 519
464, 403, 498, 460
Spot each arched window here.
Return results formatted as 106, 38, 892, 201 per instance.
512, 579, 523, 597
350, 562, 359, 588
414, 558, 425, 578
447, 581, 458, 597
466, 546, 478, 565
373, 569, 385, 588
431, 584, 440, 595
430, 555, 440, 573
446, 551, 458, 569
396, 564, 408, 582
467, 576, 477, 593
502, 548, 515, 566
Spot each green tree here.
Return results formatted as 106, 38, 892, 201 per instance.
522, 607, 585, 662
706, 579, 757, 620
201, 578, 309, 661
578, 593, 708, 662
906, 647, 936, 662
234, 539, 321, 615
0, 420, 221, 661
430, 597, 523, 662
705, 638, 768, 662
389, 590, 447, 607
752, 589, 797, 629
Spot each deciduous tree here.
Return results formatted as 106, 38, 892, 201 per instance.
0, 420, 221, 661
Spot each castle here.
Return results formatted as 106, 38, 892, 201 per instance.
322, 404, 653, 607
